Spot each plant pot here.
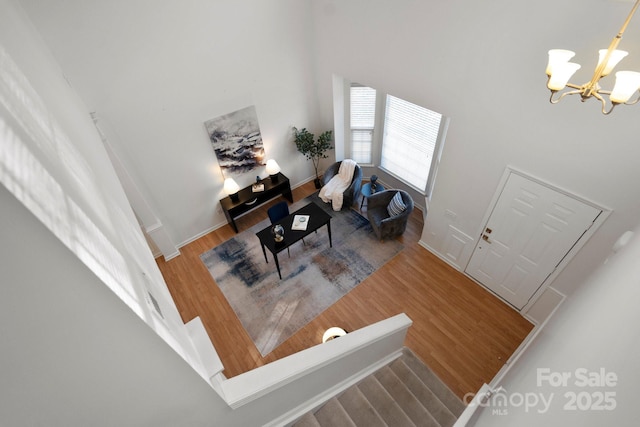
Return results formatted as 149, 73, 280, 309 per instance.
314, 178, 322, 189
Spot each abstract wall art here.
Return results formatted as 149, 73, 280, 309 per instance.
205, 105, 265, 175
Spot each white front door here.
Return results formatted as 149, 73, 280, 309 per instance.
465, 172, 601, 310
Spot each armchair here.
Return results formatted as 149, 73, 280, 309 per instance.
321, 160, 362, 210
366, 190, 414, 241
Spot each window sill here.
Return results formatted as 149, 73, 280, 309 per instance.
378, 166, 427, 197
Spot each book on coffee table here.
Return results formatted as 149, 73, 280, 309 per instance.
291, 215, 310, 231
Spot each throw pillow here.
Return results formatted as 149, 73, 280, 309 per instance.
387, 191, 406, 217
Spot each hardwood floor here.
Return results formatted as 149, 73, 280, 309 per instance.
156, 181, 534, 399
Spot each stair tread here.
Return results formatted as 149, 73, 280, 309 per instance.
357, 375, 417, 427
390, 358, 457, 427
314, 398, 357, 427
292, 347, 464, 427
338, 385, 387, 427
292, 411, 321, 427
401, 348, 466, 416
375, 366, 441, 427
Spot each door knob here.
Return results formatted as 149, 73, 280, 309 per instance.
482, 234, 492, 243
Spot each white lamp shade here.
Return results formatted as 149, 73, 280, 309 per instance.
610, 71, 640, 103
547, 62, 581, 91
223, 177, 240, 195
266, 159, 281, 175
598, 49, 628, 76
546, 49, 576, 76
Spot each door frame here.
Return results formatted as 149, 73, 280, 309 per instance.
465, 166, 611, 314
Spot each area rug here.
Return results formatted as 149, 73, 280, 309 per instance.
200, 192, 404, 356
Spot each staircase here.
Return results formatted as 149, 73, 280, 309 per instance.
293, 348, 465, 427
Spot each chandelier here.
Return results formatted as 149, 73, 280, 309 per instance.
546, 0, 640, 114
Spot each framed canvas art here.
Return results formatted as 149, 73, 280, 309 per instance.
205, 105, 265, 174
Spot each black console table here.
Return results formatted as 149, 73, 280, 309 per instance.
220, 172, 293, 232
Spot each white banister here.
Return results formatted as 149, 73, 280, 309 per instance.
222, 313, 412, 409
454, 383, 496, 427
185, 313, 413, 426
185, 316, 224, 384
216, 313, 412, 426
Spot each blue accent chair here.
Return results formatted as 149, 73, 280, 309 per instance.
268, 201, 289, 223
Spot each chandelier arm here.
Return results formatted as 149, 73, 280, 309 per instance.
603, 103, 617, 115
549, 89, 582, 104
590, 91, 612, 114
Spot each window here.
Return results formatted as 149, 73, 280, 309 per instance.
350, 85, 376, 164
337, 76, 447, 197
380, 95, 443, 193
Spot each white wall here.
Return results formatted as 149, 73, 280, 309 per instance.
0, 0, 227, 423
0, 186, 224, 426
19, 0, 324, 247
311, 0, 640, 304
0, 0, 207, 372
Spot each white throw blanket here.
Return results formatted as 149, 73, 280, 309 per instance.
319, 159, 357, 211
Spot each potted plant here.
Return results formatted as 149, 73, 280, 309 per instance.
293, 127, 333, 188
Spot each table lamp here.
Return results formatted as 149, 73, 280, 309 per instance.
266, 159, 281, 183
224, 177, 240, 202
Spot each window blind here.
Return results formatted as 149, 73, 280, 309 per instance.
381, 95, 442, 191
350, 85, 376, 164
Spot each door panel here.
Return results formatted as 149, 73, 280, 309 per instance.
466, 173, 601, 310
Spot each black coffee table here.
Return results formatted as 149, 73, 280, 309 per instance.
256, 201, 332, 279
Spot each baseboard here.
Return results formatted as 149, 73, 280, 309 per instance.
174, 177, 423, 254
175, 178, 317, 251
418, 240, 462, 271
176, 220, 228, 250
163, 250, 181, 261
487, 293, 567, 390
